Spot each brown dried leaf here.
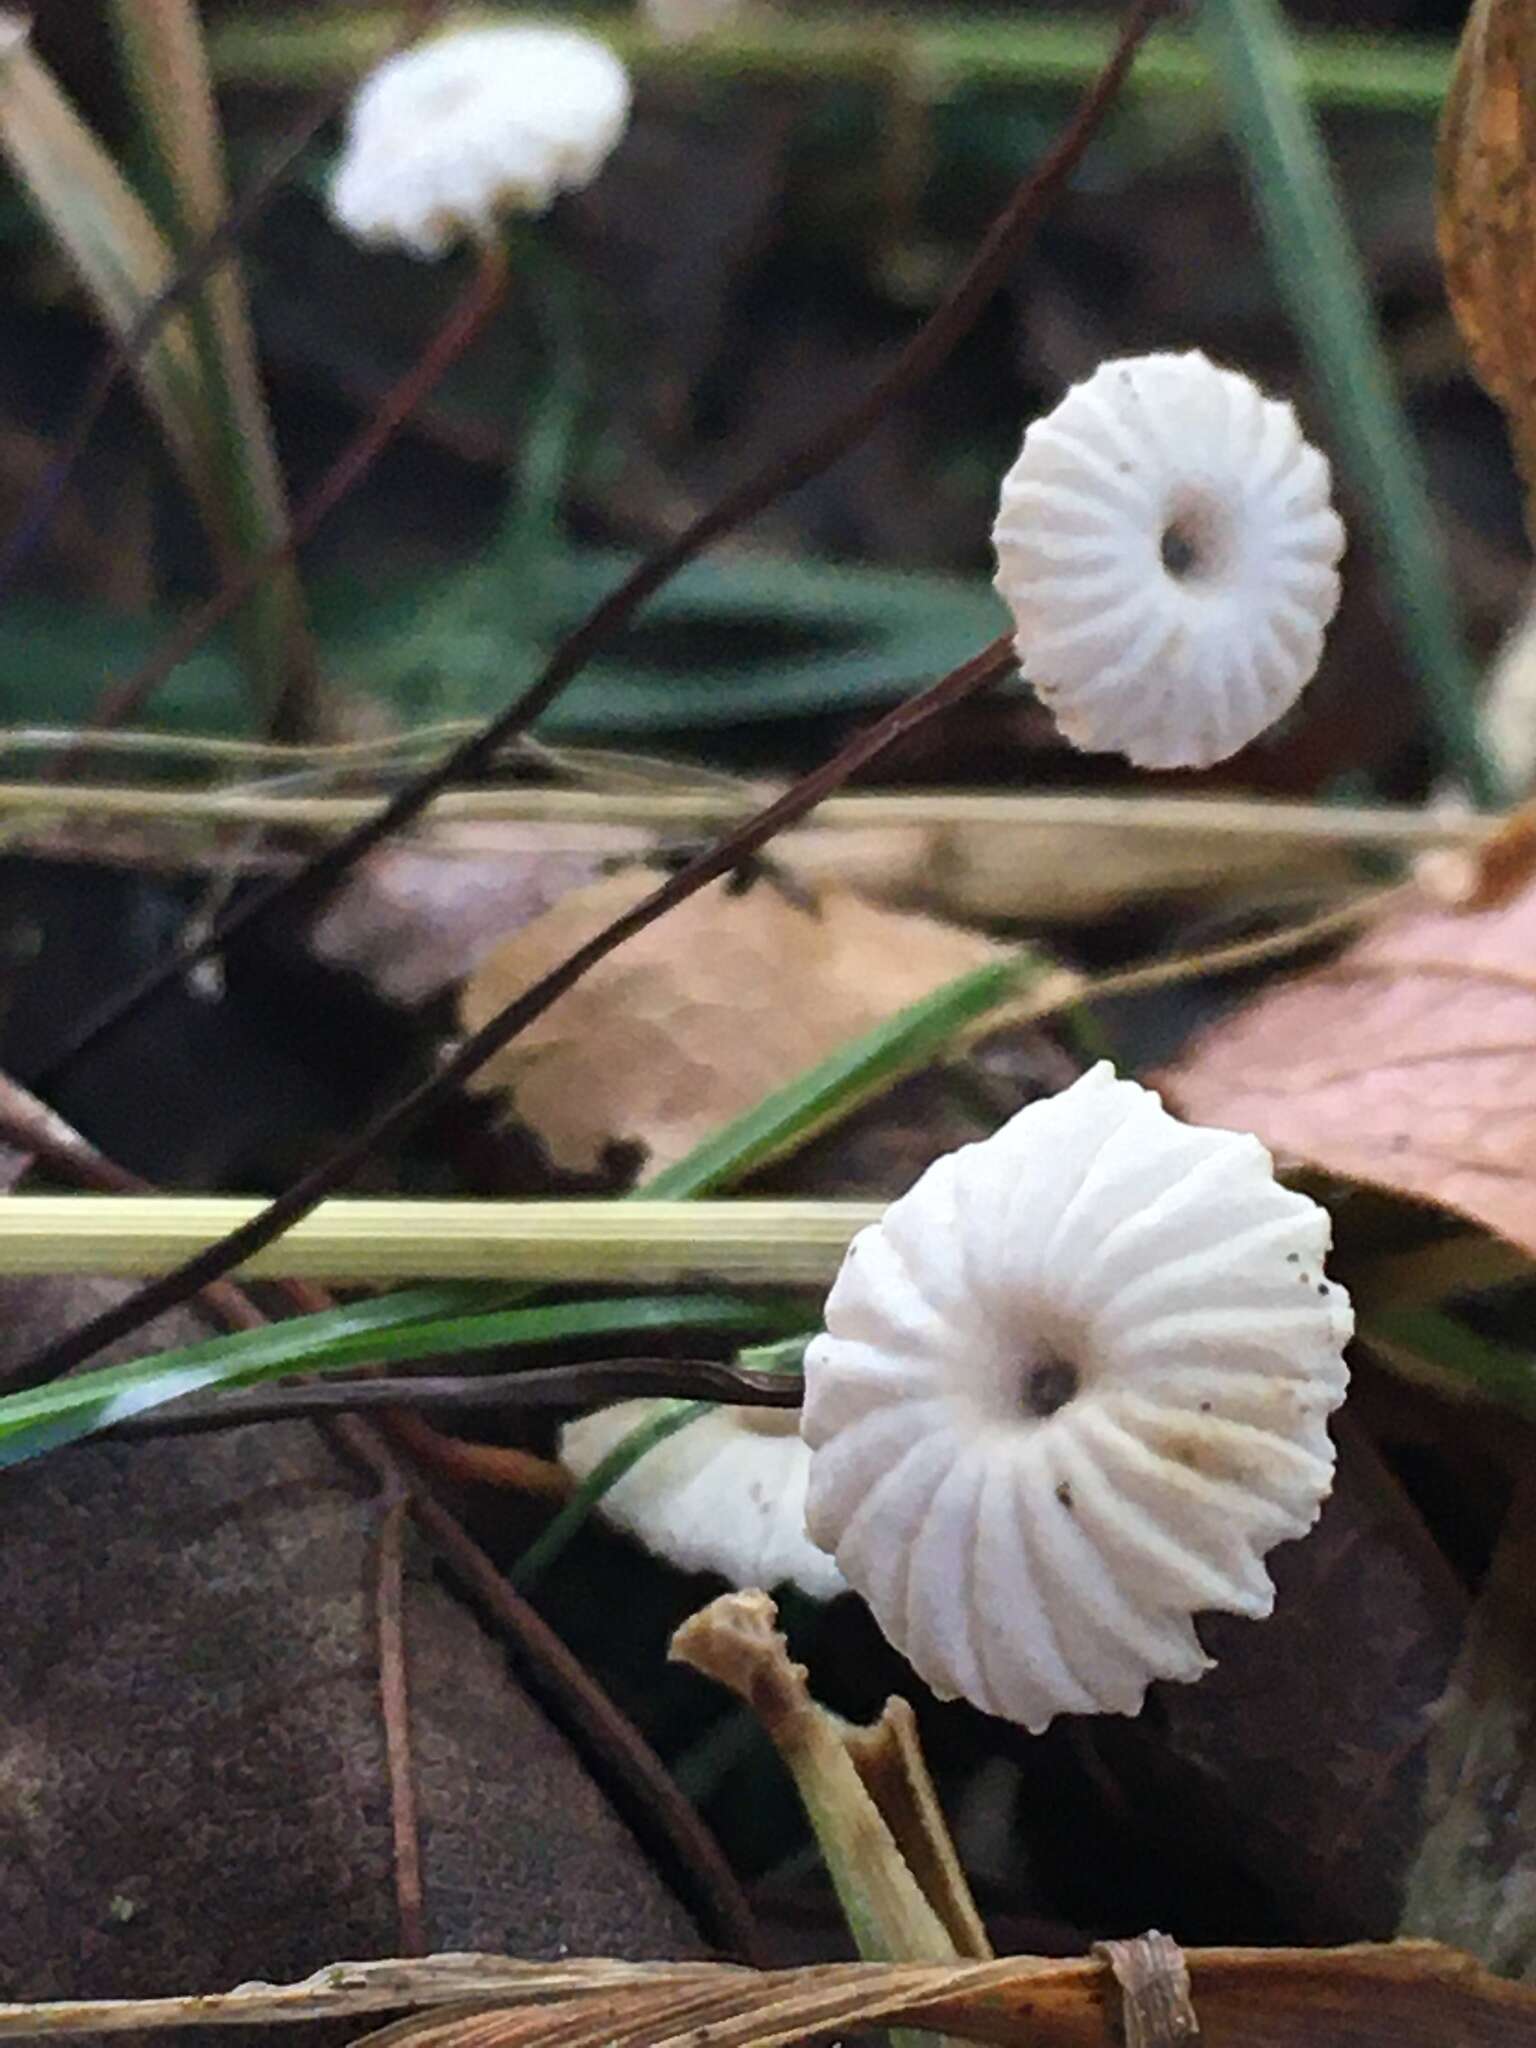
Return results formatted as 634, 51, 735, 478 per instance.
1438, 0, 1536, 513
0, 1279, 702, 2001
460, 872, 998, 1177
311, 824, 643, 1007
1160, 876, 1536, 1256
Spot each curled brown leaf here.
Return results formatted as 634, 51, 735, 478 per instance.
1439, 0, 1536, 520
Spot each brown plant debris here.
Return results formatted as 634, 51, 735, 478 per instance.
842, 1697, 994, 1962
310, 824, 635, 1007
671, 1591, 961, 1966
669, 1589, 811, 1734
1, 1943, 1531, 2048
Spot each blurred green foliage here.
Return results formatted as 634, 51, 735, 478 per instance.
0, 5, 1495, 797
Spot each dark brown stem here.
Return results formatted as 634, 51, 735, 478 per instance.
9, 634, 1014, 1389
0, 1071, 267, 1337
375, 1485, 427, 1957
82, 242, 510, 737
381, 1410, 571, 1498
102, 1357, 802, 1440
35, 0, 1167, 1089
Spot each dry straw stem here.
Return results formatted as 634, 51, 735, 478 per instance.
0, 785, 1487, 924
0, 1942, 1531, 2046
0, 1195, 880, 1287
671, 1592, 962, 1969
0, 883, 1401, 1292
841, 1696, 992, 1962
14, 718, 1401, 1394
9, 634, 1017, 1385
107, 0, 283, 520
107, 0, 313, 724
0, 19, 219, 531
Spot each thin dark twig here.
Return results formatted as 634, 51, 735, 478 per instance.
10, 634, 1014, 1389
0, 1071, 268, 1336
82, 243, 510, 736
380, 1409, 570, 1497
376, 1484, 427, 1958
0, 1071, 142, 1192
329, 1411, 764, 1961
35, 0, 1167, 1088
0, 1, 455, 610
104, 1358, 802, 1439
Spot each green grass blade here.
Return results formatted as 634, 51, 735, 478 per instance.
509, 1398, 707, 1589
1199, 0, 1502, 807
1364, 1307, 1536, 1418
0, 1292, 770, 1468
641, 952, 1047, 1200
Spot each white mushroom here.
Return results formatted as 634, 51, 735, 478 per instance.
800, 1063, 1352, 1732
560, 1400, 847, 1602
329, 24, 632, 258
993, 352, 1344, 770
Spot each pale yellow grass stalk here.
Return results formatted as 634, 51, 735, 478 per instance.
0, 1196, 879, 1286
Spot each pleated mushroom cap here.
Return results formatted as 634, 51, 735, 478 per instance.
801, 1063, 1352, 1732
329, 24, 631, 257
993, 352, 1344, 770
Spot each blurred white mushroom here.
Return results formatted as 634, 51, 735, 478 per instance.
993, 352, 1344, 770
560, 1400, 847, 1601
801, 1063, 1352, 1732
329, 23, 631, 258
